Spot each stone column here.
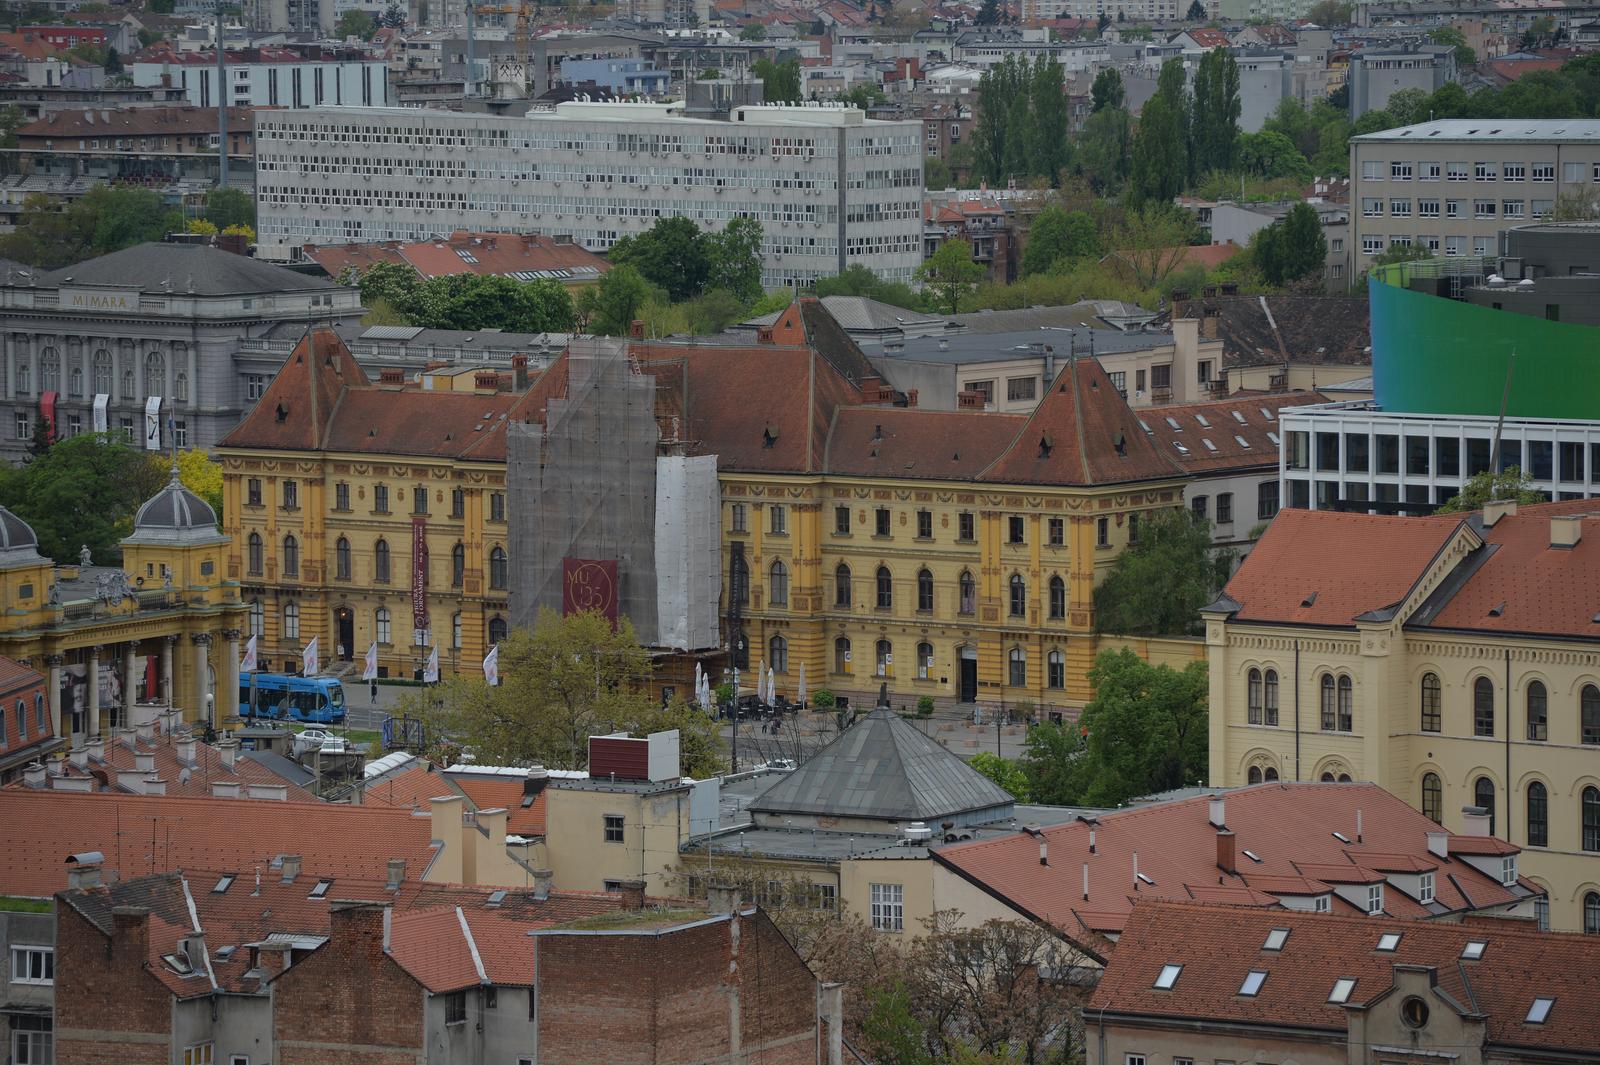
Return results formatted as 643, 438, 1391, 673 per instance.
161, 635, 176, 707
89, 646, 106, 737
191, 633, 213, 730
123, 643, 137, 719
220, 629, 241, 731
45, 654, 63, 741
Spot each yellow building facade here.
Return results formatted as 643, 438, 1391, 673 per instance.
1206, 502, 1600, 933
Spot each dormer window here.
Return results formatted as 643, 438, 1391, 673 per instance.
1502, 855, 1518, 885
1419, 871, 1435, 904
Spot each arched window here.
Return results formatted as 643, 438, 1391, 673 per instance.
1422, 772, 1442, 823
1420, 672, 1441, 732
875, 638, 892, 677
32, 692, 42, 732
1527, 680, 1548, 740
769, 634, 788, 673
283, 601, 300, 640
1320, 674, 1336, 731
958, 570, 975, 615
916, 641, 933, 680
1248, 765, 1263, 785
248, 598, 264, 637
835, 564, 852, 608
120, 366, 133, 398
489, 546, 507, 591
1583, 684, 1600, 745
1585, 786, 1600, 853
282, 535, 299, 577
1321, 772, 1335, 782
1474, 776, 1496, 836
13, 699, 24, 741
916, 568, 933, 612
452, 613, 462, 650
40, 348, 59, 392
1264, 766, 1279, 782
92, 349, 111, 395
1586, 892, 1600, 935
770, 560, 789, 607
174, 370, 189, 404
15, 358, 29, 395
68, 364, 82, 397
335, 537, 351, 580
1337, 674, 1353, 732
246, 532, 263, 575
1047, 649, 1064, 689
875, 566, 892, 610
1048, 575, 1065, 620
1263, 669, 1279, 726
1474, 677, 1495, 737
488, 616, 508, 644
834, 636, 851, 674
143, 351, 164, 397
374, 539, 391, 582
1008, 573, 1026, 618
451, 543, 465, 587
1247, 668, 1263, 725
1528, 781, 1548, 847
1008, 646, 1026, 687
375, 607, 392, 645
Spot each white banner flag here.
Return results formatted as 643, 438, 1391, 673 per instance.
302, 636, 319, 677
362, 641, 378, 681
240, 634, 257, 674
423, 646, 439, 684
483, 643, 499, 687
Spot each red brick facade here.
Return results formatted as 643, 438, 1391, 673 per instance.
54, 904, 173, 1065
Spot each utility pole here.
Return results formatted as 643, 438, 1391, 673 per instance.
215, 1, 228, 188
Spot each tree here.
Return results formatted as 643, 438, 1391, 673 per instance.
967, 752, 1030, 800
578, 264, 653, 334
1, 433, 167, 564
609, 216, 710, 302
1237, 129, 1312, 181
176, 448, 223, 516
812, 264, 925, 310
924, 155, 952, 189
102, 45, 121, 74
975, 0, 1000, 24
1435, 466, 1547, 513
1429, 25, 1475, 68
1185, 0, 1205, 15
349, 259, 421, 313
1072, 649, 1209, 805
380, 3, 407, 26
335, 9, 375, 38
739, 22, 766, 39
841, 83, 886, 110
203, 186, 255, 232
1020, 721, 1085, 806
1110, 205, 1194, 290
1076, 105, 1131, 191
1028, 53, 1068, 184
1190, 47, 1240, 174
752, 57, 802, 103
408, 274, 575, 333
1253, 202, 1327, 287
704, 216, 764, 303
1093, 508, 1229, 636
972, 55, 1029, 183
1154, 56, 1191, 185
917, 239, 984, 314
858, 983, 933, 1065
1128, 92, 1184, 207
682, 288, 747, 334
1305, 0, 1351, 24
1021, 205, 1099, 276
1090, 68, 1124, 113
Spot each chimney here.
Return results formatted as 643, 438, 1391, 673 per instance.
52, 776, 93, 792
379, 367, 406, 385
531, 868, 554, 901
1039, 837, 1049, 866
66, 851, 105, 890
512, 353, 530, 391
247, 784, 288, 801
87, 736, 106, 762
136, 720, 155, 744
1089, 826, 1097, 854
1551, 515, 1583, 549
118, 769, 151, 793
1460, 805, 1491, 837
385, 858, 406, 891
211, 780, 241, 799
1208, 795, 1227, 828
615, 879, 646, 910
69, 746, 88, 768
1357, 808, 1363, 843
629, 319, 646, 340
280, 854, 302, 882
1426, 830, 1449, 859
175, 735, 197, 765
23, 762, 45, 788
822, 982, 845, 1065
1132, 851, 1140, 889
1216, 828, 1237, 874
1482, 499, 1518, 527
134, 751, 156, 774
218, 739, 238, 771
1202, 308, 1219, 339
118, 727, 139, 749
706, 884, 741, 914
145, 778, 167, 796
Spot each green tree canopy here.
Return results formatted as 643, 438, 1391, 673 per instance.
204, 186, 255, 231
1435, 466, 1548, 513
811, 264, 926, 310
1093, 508, 1230, 636
408, 274, 575, 332
1129, 92, 1185, 207
609, 216, 711, 302
1253, 201, 1327, 287
704, 215, 764, 303
578, 264, 655, 335
335, 9, 375, 38
1237, 129, 1312, 181
916, 239, 985, 314
1076, 105, 1131, 191
1071, 649, 1209, 805
1021, 205, 1100, 276
1191, 47, 1241, 174
1090, 67, 1124, 112
966, 752, 1030, 801
739, 22, 766, 39
752, 57, 802, 103
0, 433, 167, 564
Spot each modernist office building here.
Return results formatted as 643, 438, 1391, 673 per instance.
253, 97, 925, 287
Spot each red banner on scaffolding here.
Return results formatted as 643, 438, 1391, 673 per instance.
563, 557, 619, 628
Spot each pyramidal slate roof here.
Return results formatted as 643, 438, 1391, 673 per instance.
749, 708, 1015, 824
41, 242, 335, 295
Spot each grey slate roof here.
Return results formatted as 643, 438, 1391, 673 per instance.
749, 708, 1016, 824
0, 505, 47, 570
42, 243, 336, 295
123, 473, 225, 547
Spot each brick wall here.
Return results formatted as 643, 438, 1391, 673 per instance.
272, 904, 426, 1065
53, 903, 171, 1065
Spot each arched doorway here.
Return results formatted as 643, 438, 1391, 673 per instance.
958, 644, 978, 704
334, 607, 354, 661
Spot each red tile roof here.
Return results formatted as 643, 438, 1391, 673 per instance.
304, 232, 609, 284
1090, 899, 1600, 1054
17, 106, 255, 141
1137, 392, 1318, 475
1218, 508, 1465, 627
361, 761, 448, 811
443, 772, 546, 836
824, 407, 1026, 481
0, 790, 438, 898
934, 783, 1533, 954
9, 731, 314, 800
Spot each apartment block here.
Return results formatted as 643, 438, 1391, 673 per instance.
1349, 119, 1600, 273
253, 99, 925, 287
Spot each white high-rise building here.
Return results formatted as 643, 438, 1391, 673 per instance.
254, 100, 925, 287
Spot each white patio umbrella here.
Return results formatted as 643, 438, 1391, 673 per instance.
767, 666, 776, 705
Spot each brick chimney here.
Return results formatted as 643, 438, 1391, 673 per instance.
512, 353, 530, 391
706, 884, 741, 915
379, 367, 406, 385
1216, 828, 1237, 875
1483, 499, 1518, 527
615, 879, 646, 910
629, 319, 646, 339
531, 868, 553, 901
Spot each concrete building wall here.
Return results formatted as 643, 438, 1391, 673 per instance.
542, 782, 694, 894
129, 60, 390, 108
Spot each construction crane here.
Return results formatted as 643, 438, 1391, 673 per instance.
465, 0, 532, 99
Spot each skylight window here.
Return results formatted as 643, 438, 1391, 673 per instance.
1239, 970, 1267, 997
1202, 439, 1218, 452
1332, 831, 1352, 843
1166, 416, 1182, 430
1461, 941, 1486, 961
1235, 435, 1251, 449
1260, 408, 1276, 421
1136, 872, 1155, 885
486, 889, 508, 908
1243, 849, 1262, 863
1267, 431, 1280, 445
1231, 410, 1246, 424
1262, 928, 1290, 952
212, 874, 235, 894
1138, 419, 1151, 433
1329, 978, 1356, 1004
1154, 963, 1182, 989
1195, 414, 1210, 427
308, 880, 332, 899
1174, 442, 1190, 454
1527, 997, 1555, 1024
1377, 932, 1402, 952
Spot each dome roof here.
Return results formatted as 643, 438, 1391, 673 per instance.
123, 473, 225, 547
0, 505, 46, 570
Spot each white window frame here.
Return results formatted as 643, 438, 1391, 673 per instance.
1419, 871, 1435, 904
182, 1044, 213, 1065
1502, 854, 1517, 885
869, 882, 904, 932
10, 946, 53, 985
1367, 883, 1384, 915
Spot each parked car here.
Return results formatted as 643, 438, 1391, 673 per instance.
760, 758, 797, 772
292, 729, 346, 757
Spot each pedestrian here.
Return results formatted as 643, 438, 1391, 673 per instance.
369, 677, 378, 703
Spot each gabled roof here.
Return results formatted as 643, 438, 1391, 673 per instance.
42, 242, 335, 296
1090, 900, 1600, 1054
824, 406, 1025, 481
1170, 294, 1370, 368
1136, 392, 1313, 475
749, 707, 1015, 824
978, 358, 1186, 487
